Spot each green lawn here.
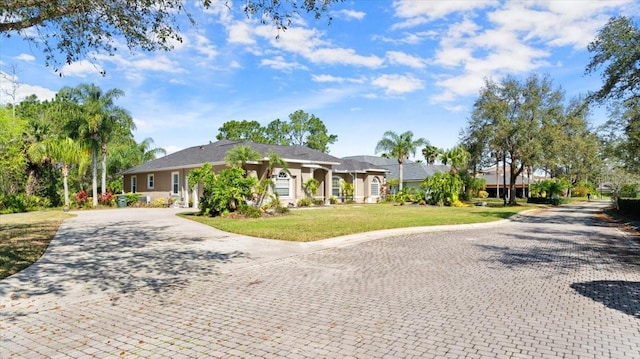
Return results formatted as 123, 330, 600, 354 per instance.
180, 201, 545, 241
0, 211, 75, 279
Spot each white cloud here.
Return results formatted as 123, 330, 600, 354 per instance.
386, 51, 426, 69
311, 48, 383, 68
421, 1, 630, 103
14, 54, 35, 62
0, 71, 56, 104
311, 74, 365, 83
60, 60, 104, 78
193, 34, 218, 59
228, 22, 256, 44
371, 74, 425, 95
331, 9, 366, 21
260, 56, 308, 71
95, 53, 185, 82
392, 0, 498, 29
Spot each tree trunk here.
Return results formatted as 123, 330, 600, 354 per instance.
25, 167, 37, 195
92, 140, 98, 207
101, 141, 107, 194
62, 163, 70, 208
398, 161, 404, 191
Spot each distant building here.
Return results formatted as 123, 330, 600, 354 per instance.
343, 156, 450, 192
478, 165, 533, 198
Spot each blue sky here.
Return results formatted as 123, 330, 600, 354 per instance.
1, 0, 638, 158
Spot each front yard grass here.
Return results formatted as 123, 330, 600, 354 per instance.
0, 211, 74, 279
181, 202, 545, 241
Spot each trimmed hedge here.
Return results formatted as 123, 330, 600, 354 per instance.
527, 197, 567, 206
618, 198, 640, 218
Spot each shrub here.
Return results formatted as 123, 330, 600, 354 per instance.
190, 165, 257, 217
451, 199, 467, 207
477, 190, 489, 199
328, 196, 338, 204
0, 193, 51, 214
275, 205, 290, 214
98, 192, 114, 206
620, 184, 638, 198
74, 190, 89, 208
618, 198, 640, 217
126, 192, 139, 206
303, 178, 320, 198
239, 205, 262, 218
297, 198, 312, 207
312, 198, 324, 206
421, 172, 463, 206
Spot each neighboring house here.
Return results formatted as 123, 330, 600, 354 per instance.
478, 165, 532, 198
121, 140, 386, 207
343, 155, 450, 191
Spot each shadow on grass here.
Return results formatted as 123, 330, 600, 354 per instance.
571, 281, 640, 318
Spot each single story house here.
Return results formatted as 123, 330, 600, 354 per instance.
122, 140, 387, 208
478, 165, 532, 198
343, 155, 451, 192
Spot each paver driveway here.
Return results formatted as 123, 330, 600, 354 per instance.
1, 202, 640, 358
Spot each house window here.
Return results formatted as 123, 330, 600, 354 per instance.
274, 170, 291, 197
172, 172, 179, 195
371, 177, 380, 197
332, 176, 341, 197
131, 176, 137, 193
147, 174, 154, 189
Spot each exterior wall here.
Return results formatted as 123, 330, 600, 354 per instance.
331, 172, 385, 204
123, 163, 341, 207
363, 174, 384, 203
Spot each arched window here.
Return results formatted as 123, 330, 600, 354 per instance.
371, 177, 380, 197
332, 176, 341, 197
274, 170, 291, 197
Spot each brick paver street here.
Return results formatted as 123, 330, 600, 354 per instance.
1, 202, 640, 358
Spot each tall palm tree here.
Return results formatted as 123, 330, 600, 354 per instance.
62, 83, 127, 207
97, 106, 134, 195
28, 137, 82, 208
375, 130, 427, 191
422, 145, 440, 165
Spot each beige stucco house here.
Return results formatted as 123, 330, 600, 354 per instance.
122, 140, 387, 208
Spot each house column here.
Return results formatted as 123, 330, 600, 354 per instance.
325, 170, 332, 204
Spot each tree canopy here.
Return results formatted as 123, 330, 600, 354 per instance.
463, 74, 565, 204
1, 0, 341, 71
586, 16, 640, 104
215, 110, 338, 153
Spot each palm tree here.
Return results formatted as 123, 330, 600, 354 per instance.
138, 137, 166, 162
256, 151, 288, 207
422, 145, 440, 165
97, 106, 134, 195
28, 137, 82, 209
375, 130, 427, 191
224, 145, 262, 172
439, 146, 470, 174
62, 83, 127, 207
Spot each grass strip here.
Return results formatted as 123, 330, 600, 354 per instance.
0, 211, 74, 279
181, 201, 544, 242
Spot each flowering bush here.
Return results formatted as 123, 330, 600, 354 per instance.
98, 192, 114, 206
74, 190, 89, 208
